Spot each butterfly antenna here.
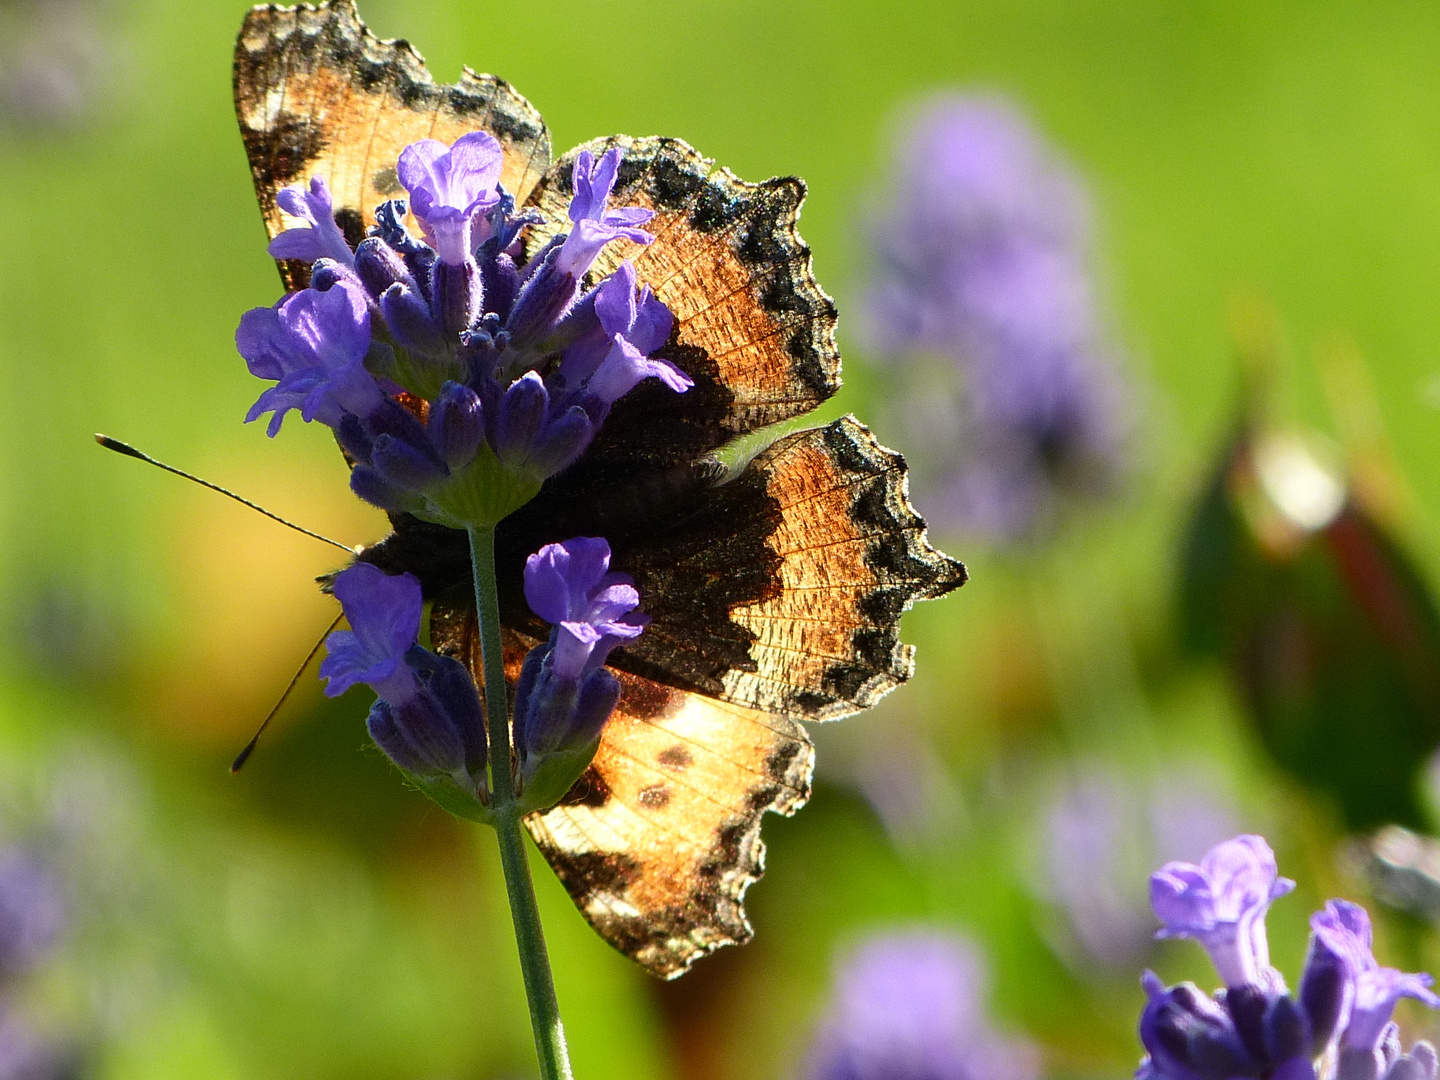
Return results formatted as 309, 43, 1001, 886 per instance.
230, 611, 344, 773
95, 434, 357, 554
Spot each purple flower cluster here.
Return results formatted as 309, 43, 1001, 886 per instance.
321, 537, 643, 812
1139, 835, 1440, 1080
805, 930, 1041, 1080
236, 136, 689, 530
860, 94, 1130, 540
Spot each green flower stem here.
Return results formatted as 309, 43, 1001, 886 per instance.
467, 525, 574, 1080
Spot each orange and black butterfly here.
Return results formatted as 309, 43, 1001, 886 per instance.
233, 0, 965, 978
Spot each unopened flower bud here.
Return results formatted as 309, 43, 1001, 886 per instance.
380, 282, 447, 359
355, 236, 417, 297
431, 257, 483, 338
365, 647, 486, 780
494, 371, 548, 464
429, 381, 485, 470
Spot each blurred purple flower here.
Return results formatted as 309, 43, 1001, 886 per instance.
1043, 768, 1239, 971
0, 0, 108, 131
0, 1003, 72, 1080
0, 848, 63, 979
860, 94, 1131, 540
805, 930, 1041, 1080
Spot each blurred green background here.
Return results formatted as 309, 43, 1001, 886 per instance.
8, 0, 1440, 1077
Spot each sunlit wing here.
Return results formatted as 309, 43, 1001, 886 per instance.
527, 679, 812, 980
603, 416, 968, 720
519, 136, 841, 468
234, 0, 551, 289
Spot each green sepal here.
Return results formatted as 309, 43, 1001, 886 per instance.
410, 442, 544, 532
366, 343, 465, 402
406, 772, 497, 827
515, 738, 602, 815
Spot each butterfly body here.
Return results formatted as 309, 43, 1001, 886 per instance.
238, 0, 964, 978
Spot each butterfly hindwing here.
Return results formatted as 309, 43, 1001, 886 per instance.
420, 618, 814, 980
526, 664, 813, 980
234, 0, 551, 289
608, 416, 968, 720
519, 136, 842, 469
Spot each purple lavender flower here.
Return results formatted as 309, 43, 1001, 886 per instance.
1150, 834, 1295, 989
268, 176, 356, 267
860, 94, 1130, 540
523, 538, 645, 682
555, 147, 655, 278
556, 261, 686, 409
804, 930, 1041, 1080
321, 564, 487, 788
319, 563, 423, 703
396, 131, 505, 265
0, 849, 63, 979
236, 278, 382, 436
1310, 901, 1440, 1063
1135, 835, 1440, 1080
512, 538, 645, 806
237, 135, 687, 527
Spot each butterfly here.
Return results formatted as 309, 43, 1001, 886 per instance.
233, 0, 966, 978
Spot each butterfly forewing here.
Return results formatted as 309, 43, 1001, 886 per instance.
519, 136, 842, 469
234, 0, 551, 290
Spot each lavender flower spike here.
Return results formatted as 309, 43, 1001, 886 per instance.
858, 94, 1130, 540
322, 564, 488, 791
319, 563, 423, 704
524, 537, 646, 681
268, 175, 356, 266
1151, 834, 1295, 988
512, 537, 646, 809
236, 278, 383, 435
1311, 900, 1440, 1058
1137, 839, 1440, 1080
555, 147, 656, 277
397, 131, 504, 265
